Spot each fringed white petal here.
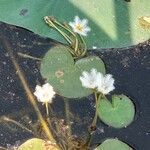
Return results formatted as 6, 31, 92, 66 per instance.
34, 83, 55, 103
69, 16, 91, 36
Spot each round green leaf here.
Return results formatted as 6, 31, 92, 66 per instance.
18, 138, 44, 150
96, 138, 133, 150
40, 45, 106, 98
98, 95, 135, 128
0, 1, 149, 49
18, 138, 59, 150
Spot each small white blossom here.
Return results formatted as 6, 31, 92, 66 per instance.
97, 73, 115, 95
69, 16, 91, 36
79, 68, 101, 89
80, 68, 115, 95
34, 83, 55, 103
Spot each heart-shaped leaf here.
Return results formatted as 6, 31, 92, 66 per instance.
95, 138, 133, 150
98, 95, 135, 128
18, 138, 60, 150
40, 45, 105, 98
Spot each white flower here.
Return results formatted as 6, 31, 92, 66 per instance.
69, 16, 91, 36
79, 68, 100, 89
34, 83, 55, 103
97, 73, 115, 95
80, 68, 115, 95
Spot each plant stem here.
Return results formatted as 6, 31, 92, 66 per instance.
90, 92, 102, 130
17, 52, 42, 61
2, 37, 57, 144
64, 98, 72, 136
53, 20, 74, 44
45, 102, 49, 116
78, 35, 87, 57
44, 17, 85, 58
44, 17, 77, 57
54, 21, 79, 53
2, 116, 33, 134
44, 16, 72, 44
85, 93, 102, 148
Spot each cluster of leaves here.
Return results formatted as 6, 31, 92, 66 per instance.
16, 37, 135, 148
40, 45, 135, 129
18, 43, 135, 149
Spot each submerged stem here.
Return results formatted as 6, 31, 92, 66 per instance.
2, 37, 58, 145
2, 116, 33, 134
64, 98, 72, 136
18, 52, 42, 61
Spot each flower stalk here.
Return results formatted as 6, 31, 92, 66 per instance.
44, 16, 90, 58
90, 92, 102, 131
45, 102, 49, 116
44, 16, 72, 44
34, 83, 56, 116
80, 68, 115, 131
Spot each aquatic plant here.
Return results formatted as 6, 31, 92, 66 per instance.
14, 16, 136, 149
0, 1, 148, 149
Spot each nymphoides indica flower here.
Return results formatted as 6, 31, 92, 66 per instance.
80, 68, 101, 89
34, 83, 55, 115
97, 73, 115, 95
69, 16, 91, 36
34, 83, 55, 103
80, 68, 115, 95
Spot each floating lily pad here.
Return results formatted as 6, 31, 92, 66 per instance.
0, 1, 149, 49
96, 138, 133, 150
98, 95, 135, 128
18, 138, 59, 150
40, 45, 105, 98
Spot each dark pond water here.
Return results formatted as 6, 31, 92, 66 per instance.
0, 22, 150, 150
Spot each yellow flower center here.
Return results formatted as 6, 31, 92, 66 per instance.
76, 24, 83, 31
